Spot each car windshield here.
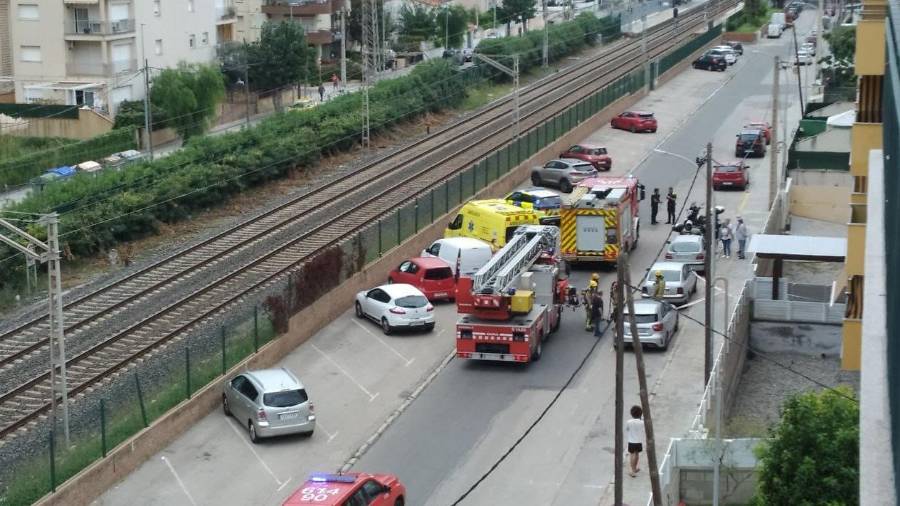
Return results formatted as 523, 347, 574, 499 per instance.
716, 165, 740, 173
649, 270, 682, 283
671, 241, 701, 253
534, 195, 561, 208
395, 295, 429, 308
739, 133, 758, 142
263, 389, 308, 407
589, 148, 606, 155
424, 267, 453, 280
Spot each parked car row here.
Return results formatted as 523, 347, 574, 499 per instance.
692, 43, 742, 72
29, 149, 144, 190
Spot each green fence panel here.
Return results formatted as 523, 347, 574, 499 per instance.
381, 211, 400, 252
539, 122, 547, 149
449, 175, 461, 208
486, 152, 497, 183
361, 224, 379, 264
398, 200, 416, 242
417, 191, 432, 231
500, 144, 510, 173
478, 159, 488, 189
530, 129, 538, 156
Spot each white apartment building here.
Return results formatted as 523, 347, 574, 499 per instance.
260, 0, 342, 60
8, 0, 242, 116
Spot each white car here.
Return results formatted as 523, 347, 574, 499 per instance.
664, 234, 706, 273
355, 283, 435, 334
795, 49, 813, 66
801, 42, 816, 56
640, 261, 698, 305
712, 45, 738, 64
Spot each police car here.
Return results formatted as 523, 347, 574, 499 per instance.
282, 473, 406, 506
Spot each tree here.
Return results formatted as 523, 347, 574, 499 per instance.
397, 4, 437, 51
753, 389, 859, 506
246, 21, 317, 106
435, 5, 469, 48
501, 0, 537, 32
150, 63, 225, 139
821, 26, 857, 101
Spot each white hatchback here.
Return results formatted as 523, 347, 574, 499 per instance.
355, 283, 435, 334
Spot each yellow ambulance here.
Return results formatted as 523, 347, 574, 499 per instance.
444, 199, 540, 250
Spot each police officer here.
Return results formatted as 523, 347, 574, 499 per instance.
666, 187, 677, 224
653, 270, 666, 299
650, 188, 661, 225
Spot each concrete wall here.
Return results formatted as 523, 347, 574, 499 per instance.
788, 169, 852, 224
2, 107, 113, 140
749, 320, 843, 356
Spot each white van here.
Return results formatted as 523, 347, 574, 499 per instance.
767, 22, 783, 38
421, 237, 493, 277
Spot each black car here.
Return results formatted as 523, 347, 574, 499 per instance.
724, 40, 744, 55
693, 54, 726, 71
735, 129, 767, 158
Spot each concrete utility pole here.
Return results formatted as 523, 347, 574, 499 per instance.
704, 142, 713, 387
614, 258, 626, 505
641, 14, 648, 87
243, 64, 251, 126
140, 24, 154, 160
340, 8, 347, 87
542, 0, 549, 67
361, 0, 378, 148
622, 252, 662, 505
0, 214, 68, 445
769, 57, 780, 208
814, 0, 824, 83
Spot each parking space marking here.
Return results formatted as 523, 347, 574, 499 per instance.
226, 419, 286, 487
161, 456, 198, 506
316, 420, 339, 443
311, 343, 380, 402
351, 319, 415, 366
737, 189, 751, 213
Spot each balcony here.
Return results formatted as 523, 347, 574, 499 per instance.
306, 30, 335, 45
64, 18, 136, 39
850, 122, 883, 176
66, 58, 137, 77
217, 2, 237, 24
262, 0, 338, 17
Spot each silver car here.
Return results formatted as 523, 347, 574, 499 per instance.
641, 261, 698, 305
530, 158, 598, 193
622, 299, 679, 350
665, 235, 706, 273
223, 368, 315, 443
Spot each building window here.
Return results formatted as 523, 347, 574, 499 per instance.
153, 0, 161, 16
188, 0, 195, 12
17, 4, 39, 20
201, 32, 209, 45
189, 34, 196, 48
19, 45, 41, 62
155, 39, 163, 55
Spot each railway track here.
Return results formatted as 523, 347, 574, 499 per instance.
0, 1, 734, 440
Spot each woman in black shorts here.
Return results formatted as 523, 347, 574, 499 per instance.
626, 405, 645, 477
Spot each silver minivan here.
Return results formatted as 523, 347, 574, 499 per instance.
223, 368, 315, 443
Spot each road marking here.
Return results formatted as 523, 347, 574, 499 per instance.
316, 420, 339, 443
737, 190, 751, 213
277, 478, 294, 492
226, 419, 285, 487
161, 456, 198, 506
351, 319, 415, 366
311, 343, 379, 402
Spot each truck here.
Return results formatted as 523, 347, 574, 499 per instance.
558, 176, 641, 264
455, 225, 568, 363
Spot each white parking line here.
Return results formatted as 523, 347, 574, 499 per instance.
226, 419, 286, 487
310, 343, 380, 402
161, 456, 198, 506
351, 319, 415, 366
315, 420, 339, 443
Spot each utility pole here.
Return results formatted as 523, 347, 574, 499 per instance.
614, 258, 626, 505
0, 214, 69, 445
622, 253, 662, 505
340, 8, 347, 87
140, 24, 154, 160
641, 14, 648, 88
704, 142, 713, 387
361, 0, 377, 148
769, 57, 780, 208
791, 27, 805, 113
542, 0, 549, 67
243, 64, 251, 126
814, 0, 824, 83
444, 4, 450, 50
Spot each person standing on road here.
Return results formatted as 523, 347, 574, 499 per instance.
653, 270, 666, 299
650, 188, 661, 225
719, 218, 733, 258
666, 187, 677, 224
734, 216, 749, 259
590, 290, 605, 337
331, 73, 339, 89
626, 405, 646, 477
608, 281, 619, 323
318, 83, 326, 102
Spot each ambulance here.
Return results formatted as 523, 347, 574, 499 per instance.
559, 176, 642, 263
444, 199, 540, 250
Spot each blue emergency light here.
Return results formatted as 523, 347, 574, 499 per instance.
309, 473, 356, 484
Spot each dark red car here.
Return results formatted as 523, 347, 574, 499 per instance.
388, 257, 456, 301
283, 473, 406, 506
559, 143, 612, 170
744, 121, 772, 144
611, 111, 657, 133
713, 161, 750, 190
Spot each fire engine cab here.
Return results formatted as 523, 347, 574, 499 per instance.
455, 225, 568, 363
559, 176, 641, 263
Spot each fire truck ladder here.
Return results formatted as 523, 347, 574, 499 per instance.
472, 225, 560, 294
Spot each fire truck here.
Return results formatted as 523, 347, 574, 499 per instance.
455, 225, 568, 363
559, 176, 641, 264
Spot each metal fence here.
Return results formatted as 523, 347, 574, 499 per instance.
885, 1, 900, 495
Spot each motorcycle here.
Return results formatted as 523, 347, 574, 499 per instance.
672, 203, 725, 237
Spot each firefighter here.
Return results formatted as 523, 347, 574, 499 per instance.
653, 270, 666, 299
590, 289, 605, 337
582, 274, 600, 331
608, 280, 619, 323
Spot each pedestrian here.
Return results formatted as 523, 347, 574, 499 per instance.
608, 281, 618, 323
719, 218, 733, 258
650, 188, 661, 225
331, 73, 339, 90
666, 187, 677, 224
590, 289, 605, 337
734, 216, 749, 259
318, 83, 326, 101
626, 405, 645, 477
582, 274, 599, 331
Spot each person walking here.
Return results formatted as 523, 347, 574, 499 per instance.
665, 187, 677, 224
719, 218, 733, 258
608, 281, 618, 323
734, 216, 749, 259
650, 188, 661, 225
626, 405, 646, 477
318, 83, 326, 102
331, 73, 339, 89
590, 289, 605, 337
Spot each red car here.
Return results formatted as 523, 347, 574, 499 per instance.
283, 473, 406, 506
713, 161, 750, 190
559, 143, 612, 171
611, 111, 657, 133
388, 257, 456, 301
744, 121, 772, 144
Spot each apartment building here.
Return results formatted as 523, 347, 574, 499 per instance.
1, 1, 13, 98
233, 0, 266, 42
7, 0, 231, 116
261, 0, 343, 60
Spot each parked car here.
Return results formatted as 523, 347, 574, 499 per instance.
559, 143, 612, 171
610, 111, 658, 133
282, 472, 406, 506
713, 160, 751, 190
794, 49, 813, 65
743, 121, 772, 144
805, 34, 817, 46
692, 53, 727, 71
641, 261, 698, 305
622, 299, 679, 350
388, 257, 456, 301
735, 129, 766, 157
421, 237, 493, 276
665, 234, 706, 272
223, 368, 315, 443
724, 40, 744, 55
706, 49, 735, 66
505, 187, 563, 215
30, 165, 77, 190
355, 283, 435, 334
530, 158, 598, 193
710, 46, 738, 64
801, 42, 816, 56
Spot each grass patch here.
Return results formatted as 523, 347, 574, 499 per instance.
0, 136, 76, 162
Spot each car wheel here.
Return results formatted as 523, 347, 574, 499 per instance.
551, 307, 561, 333
302, 430, 315, 438
674, 318, 680, 332
650, 129, 657, 133
387, 277, 393, 284
395, 498, 405, 506
381, 317, 393, 335
560, 179, 573, 193
426, 323, 435, 332
222, 395, 231, 416
355, 302, 364, 318
249, 421, 260, 444
659, 332, 670, 351
532, 340, 543, 361
531, 172, 542, 186
630, 125, 637, 133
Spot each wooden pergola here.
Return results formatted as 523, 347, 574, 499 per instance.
747, 235, 847, 300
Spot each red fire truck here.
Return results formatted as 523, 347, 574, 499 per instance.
559, 176, 642, 264
455, 225, 568, 363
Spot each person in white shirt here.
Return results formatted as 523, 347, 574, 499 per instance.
626, 405, 646, 477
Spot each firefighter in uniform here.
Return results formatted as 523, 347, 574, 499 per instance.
608, 281, 619, 323
653, 270, 666, 299
582, 273, 600, 331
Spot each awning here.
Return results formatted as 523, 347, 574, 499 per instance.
747, 234, 846, 261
